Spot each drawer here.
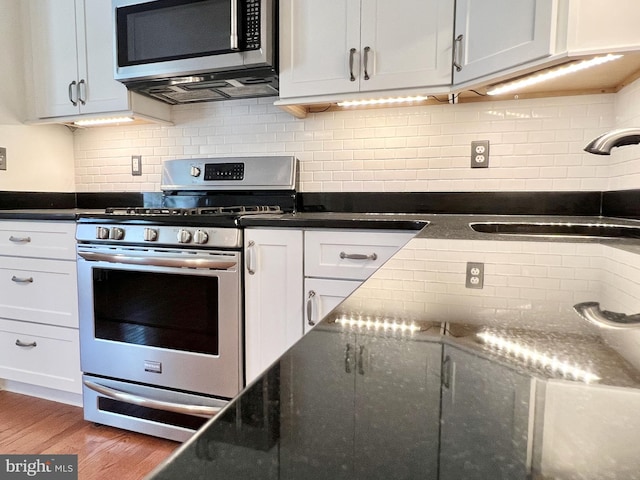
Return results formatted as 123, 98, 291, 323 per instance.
0, 256, 78, 328
0, 318, 81, 394
304, 230, 414, 280
0, 221, 76, 260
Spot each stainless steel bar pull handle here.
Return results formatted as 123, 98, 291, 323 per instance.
78, 251, 236, 270
306, 290, 317, 327
15, 339, 37, 347
363, 46, 371, 80
453, 34, 464, 72
84, 380, 222, 418
246, 240, 256, 275
9, 236, 31, 243
340, 251, 378, 261
12, 275, 34, 284
68, 80, 77, 106
349, 48, 357, 81
78, 79, 86, 105
230, 0, 239, 49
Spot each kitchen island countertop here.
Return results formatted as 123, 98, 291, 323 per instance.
147, 215, 640, 480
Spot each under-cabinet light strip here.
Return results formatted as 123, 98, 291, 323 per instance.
486, 54, 623, 96
337, 95, 429, 108
73, 116, 135, 127
336, 315, 420, 333
477, 331, 600, 383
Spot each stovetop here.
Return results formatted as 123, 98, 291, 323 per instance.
77, 156, 298, 233
105, 205, 284, 216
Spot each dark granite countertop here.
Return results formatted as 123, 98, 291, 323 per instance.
147, 216, 640, 480
0, 208, 99, 220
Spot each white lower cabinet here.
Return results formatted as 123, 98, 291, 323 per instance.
0, 221, 80, 396
244, 227, 414, 385
244, 228, 304, 385
303, 229, 414, 332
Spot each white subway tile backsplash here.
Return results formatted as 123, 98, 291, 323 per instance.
71, 87, 640, 192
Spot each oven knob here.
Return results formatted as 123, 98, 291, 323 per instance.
177, 229, 192, 243
193, 229, 209, 244
144, 228, 159, 242
190, 166, 201, 178
110, 227, 125, 240
96, 226, 110, 240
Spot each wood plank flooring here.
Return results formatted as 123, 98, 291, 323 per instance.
0, 391, 179, 479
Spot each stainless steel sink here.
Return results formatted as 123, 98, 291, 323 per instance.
469, 222, 640, 239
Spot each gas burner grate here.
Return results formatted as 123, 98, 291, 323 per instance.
105, 205, 283, 216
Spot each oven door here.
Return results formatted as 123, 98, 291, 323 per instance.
77, 244, 242, 399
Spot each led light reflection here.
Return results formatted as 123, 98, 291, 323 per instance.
477, 331, 600, 383
336, 315, 420, 334
337, 95, 429, 108
486, 54, 623, 96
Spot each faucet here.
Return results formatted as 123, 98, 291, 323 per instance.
584, 128, 640, 155
573, 301, 640, 329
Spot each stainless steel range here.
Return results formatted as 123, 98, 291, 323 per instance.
76, 156, 297, 442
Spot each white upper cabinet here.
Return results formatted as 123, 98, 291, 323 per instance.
28, 0, 126, 118
453, 0, 640, 89
453, 0, 555, 85
278, 0, 454, 100
25, 0, 170, 123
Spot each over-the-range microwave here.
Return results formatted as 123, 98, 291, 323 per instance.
112, 0, 278, 105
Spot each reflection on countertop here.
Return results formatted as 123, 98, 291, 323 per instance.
148, 218, 640, 480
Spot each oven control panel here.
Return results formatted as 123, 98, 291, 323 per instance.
204, 162, 245, 181
77, 224, 242, 249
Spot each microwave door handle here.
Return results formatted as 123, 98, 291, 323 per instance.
230, 0, 239, 50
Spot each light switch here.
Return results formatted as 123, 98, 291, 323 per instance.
0, 147, 7, 170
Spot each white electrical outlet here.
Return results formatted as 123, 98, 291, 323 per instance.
471, 140, 490, 168
466, 262, 484, 289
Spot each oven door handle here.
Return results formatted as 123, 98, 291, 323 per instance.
83, 380, 223, 418
77, 251, 237, 270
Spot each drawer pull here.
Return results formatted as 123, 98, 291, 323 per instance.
11, 275, 34, 284
9, 236, 31, 244
15, 339, 37, 348
340, 252, 378, 261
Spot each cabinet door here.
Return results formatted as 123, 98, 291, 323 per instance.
29, 0, 81, 118
244, 229, 303, 384
359, 0, 454, 91
279, 0, 361, 98
81, 0, 129, 114
304, 278, 361, 333
453, 0, 554, 84
355, 337, 442, 479
439, 345, 533, 480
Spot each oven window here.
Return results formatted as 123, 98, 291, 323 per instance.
93, 268, 219, 355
